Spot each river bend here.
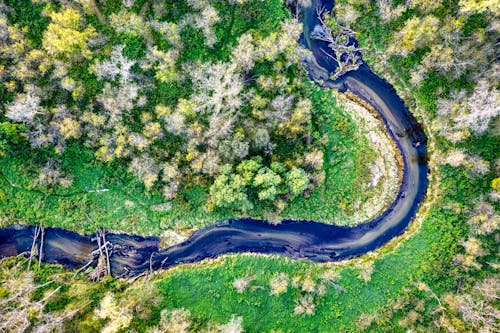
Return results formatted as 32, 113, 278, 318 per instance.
0, 0, 429, 278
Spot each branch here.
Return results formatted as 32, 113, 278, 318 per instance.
101, 229, 111, 276
38, 225, 45, 269
88, 0, 106, 24
28, 225, 41, 271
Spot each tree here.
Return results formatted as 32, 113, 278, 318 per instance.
142, 46, 179, 83
97, 82, 140, 128
269, 272, 289, 296
150, 20, 182, 48
252, 128, 271, 151
271, 162, 287, 174
150, 308, 191, 333
254, 19, 305, 65
286, 167, 309, 196
376, 0, 406, 23
58, 117, 81, 140
231, 33, 255, 71
0, 122, 25, 156
253, 167, 282, 201
0, 273, 78, 333
305, 150, 324, 170
91, 45, 136, 84
5, 90, 43, 124
391, 16, 440, 55
43, 8, 96, 59
209, 165, 252, 211
236, 158, 262, 184
454, 80, 499, 134
129, 155, 160, 190
190, 62, 243, 117
184, 3, 221, 47
459, 0, 500, 14
109, 10, 150, 37
192, 149, 221, 176
232, 276, 255, 293
95, 293, 133, 333
218, 132, 250, 161
217, 314, 244, 333
311, 8, 362, 79
36, 160, 73, 189
265, 94, 294, 126
281, 98, 312, 138
410, 0, 443, 13
436, 80, 499, 140
294, 294, 316, 316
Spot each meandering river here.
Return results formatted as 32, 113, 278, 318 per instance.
0, 0, 428, 278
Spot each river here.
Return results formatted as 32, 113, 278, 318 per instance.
0, 0, 428, 278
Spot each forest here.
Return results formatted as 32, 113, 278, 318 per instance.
0, 0, 498, 332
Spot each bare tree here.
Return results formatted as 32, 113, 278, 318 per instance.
0, 274, 78, 332
311, 7, 363, 80
287, 0, 312, 18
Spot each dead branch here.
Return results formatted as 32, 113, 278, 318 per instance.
129, 271, 147, 282
311, 6, 363, 80
38, 225, 45, 269
87, 228, 113, 280
88, 256, 107, 282
28, 225, 41, 271
88, 0, 106, 24
160, 256, 169, 268
73, 259, 95, 278
148, 252, 155, 280
102, 229, 111, 276
287, 0, 310, 19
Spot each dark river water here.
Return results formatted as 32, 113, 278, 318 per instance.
0, 0, 428, 278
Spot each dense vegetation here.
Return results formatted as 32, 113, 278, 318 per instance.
0, 0, 498, 332
1, 0, 321, 210
0, 0, 391, 233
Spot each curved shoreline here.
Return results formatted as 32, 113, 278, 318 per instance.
0, 0, 429, 278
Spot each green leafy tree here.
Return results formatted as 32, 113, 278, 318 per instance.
236, 157, 262, 184
210, 164, 252, 211
253, 167, 282, 201
271, 162, 287, 174
0, 122, 25, 156
43, 8, 96, 60
285, 167, 309, 196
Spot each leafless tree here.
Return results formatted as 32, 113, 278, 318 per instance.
86, 226, 113, 281
311, 7, 363, 80
0, 275, 78, 332
287, 0, 312, 18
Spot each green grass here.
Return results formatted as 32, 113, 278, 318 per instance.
276, 88, 379, 222
136, 178, 469, 332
